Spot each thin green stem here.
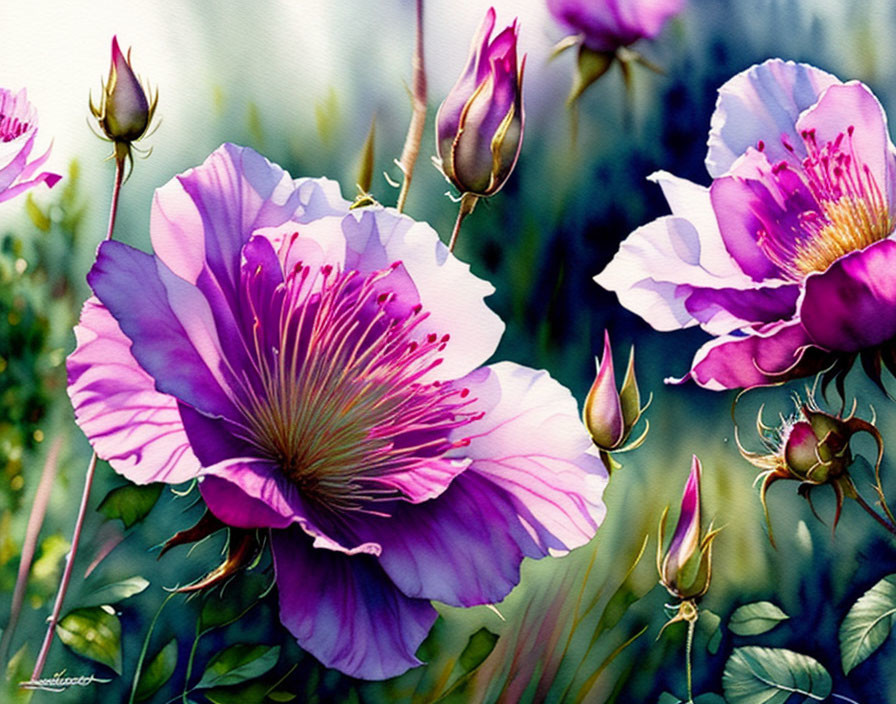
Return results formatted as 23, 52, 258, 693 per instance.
129, 592, 177, 704
852, 492, 896, 537
182, 622, 203, 704
31, 155, 126, 681
395, 0, 426, 213
448, 193, 478, 252
685, 613, 696, 704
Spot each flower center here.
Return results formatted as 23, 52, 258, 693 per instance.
230, 239, 477, 514
0, 112, 29, 143
756, 127, 894, 280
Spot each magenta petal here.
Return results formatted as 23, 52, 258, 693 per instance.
583, 331, 624, 448
271, 527, 436, 680
88, 240, 238, 420
67, 297, 201, 484
677, 320, 816, 390
200, 459, 381, 556
666, 456, 701, 560
683, 282, 799, 330
706, 59, 840, 178
800, 239, 896, 352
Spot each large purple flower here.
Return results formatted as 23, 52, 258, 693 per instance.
547, 0, 685, 53
0, 88, 60, 203
597, 59, 896, 391
67, 144, 607, 679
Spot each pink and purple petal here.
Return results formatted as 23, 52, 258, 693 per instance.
272, 526, 437, 680
88, 240, 240, 420
674, 320, 819, 391
67, 298, 201, 485
706, 59, 840, 178
800, 239, 896, 352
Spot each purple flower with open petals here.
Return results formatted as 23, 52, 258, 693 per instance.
597, 59, 896, 391
547, 0, 685, 53
67, 143, 607, 680
0, 88, 61, 203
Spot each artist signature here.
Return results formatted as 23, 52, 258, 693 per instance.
19, 671, 111, 692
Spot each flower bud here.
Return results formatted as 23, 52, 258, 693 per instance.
435, 8, 524, 197
738, 395, 882, 546
583, 330, 648, 455
658, 456, 719, 600
0, 88, 61, 203
90, 36, 157, 161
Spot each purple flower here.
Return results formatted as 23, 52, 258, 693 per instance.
547, 0, 685, 53
67, 144, 607, 680
597, 59, 896, 391
0, 88, 60, 203
435, 7, 524, 198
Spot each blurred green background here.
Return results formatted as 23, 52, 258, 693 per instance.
2, 0, 896, 701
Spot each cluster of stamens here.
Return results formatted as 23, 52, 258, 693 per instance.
754, 126, 894, 280
227, 235, 479, 515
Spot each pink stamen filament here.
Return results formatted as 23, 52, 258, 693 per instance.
229, 254, 477, 514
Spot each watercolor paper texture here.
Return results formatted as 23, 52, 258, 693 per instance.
1, 1, 896, 701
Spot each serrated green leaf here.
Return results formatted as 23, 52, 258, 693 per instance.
97, 483, 163, 529
198, 572, 272, 633
722, 646, 831, 704
729, 601, 789, 637
56, 606, 122, 674
135, 637, 177, 701
196, 644, 280, 689
839, 573, 896, 675
79, 576, 149, 608
457, 628, 498, 673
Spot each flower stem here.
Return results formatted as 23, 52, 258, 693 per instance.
448, 192, 478, 252
395, 0, 426, 214
31, 155, 126, 680
106, 156, 125, 242
685, 611, 696, 704
128, 591, 176, 704
31, 452, 98, 680
852, 491, 896, 537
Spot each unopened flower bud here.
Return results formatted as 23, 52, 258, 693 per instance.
90, 36, 157, 163
658, 456, 719, 601
738, 394, 883, 546
583, 330, 649, 460
435, 8, 524, 198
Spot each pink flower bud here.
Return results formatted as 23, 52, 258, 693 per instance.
90, 36, 157, 152
658, 456, 718, 600
583, 330, 648, 454
0, 88, 61, 203
435, 8, 524, 197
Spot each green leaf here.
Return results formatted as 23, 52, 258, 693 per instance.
693, 695, 726, 704
195, 644, 280, 689
722, 646, 831, 704
80, 576, 150, 608
729, 601, 790, 637
56, 606, 123, 674
657, 693, 681, 704
700, 609, 722, 654
198, 572, 273, 633
135, 637, 178, 701
457, 628, 498, 673
839, 573, 896, 675
97, 483, 163, 529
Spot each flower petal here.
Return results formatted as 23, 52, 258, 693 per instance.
706, 59, 840, 178
271, 526, 437, 680
338, 208, 504, 380
672, 319, 821, 390
88, 240, 239, 420
800, 239, 896, 351
199, 459, 382, 556
349, 363, 605, 607
67, 297, 201, 484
